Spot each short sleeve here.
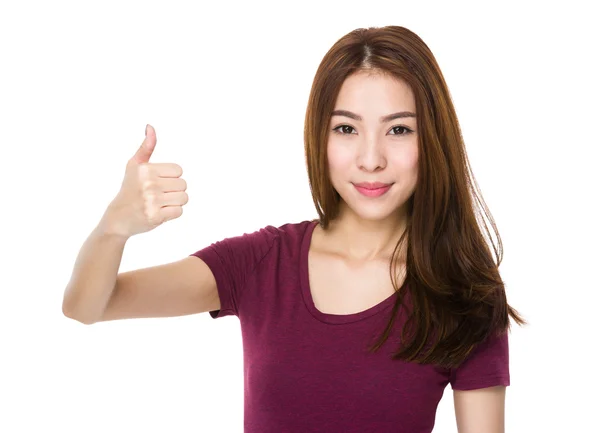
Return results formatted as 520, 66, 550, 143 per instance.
450, 329, 510, 391
189, 225, 278, 319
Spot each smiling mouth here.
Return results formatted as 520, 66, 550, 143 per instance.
352, 182, 394, 189
353, 183, 393, 197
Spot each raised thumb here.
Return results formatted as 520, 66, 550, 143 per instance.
130, 124, 157, 164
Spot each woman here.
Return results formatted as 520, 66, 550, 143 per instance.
63, 25, 526, 433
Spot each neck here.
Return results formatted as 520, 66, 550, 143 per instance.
321, 205, 409, 263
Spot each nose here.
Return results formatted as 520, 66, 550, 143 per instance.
356, 138, 386, 172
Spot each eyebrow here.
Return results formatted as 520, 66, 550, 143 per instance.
331, 109, 417, 123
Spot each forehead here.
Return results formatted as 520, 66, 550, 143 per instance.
334, 71, 416, 112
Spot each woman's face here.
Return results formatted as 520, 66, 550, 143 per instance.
327, 71, 419, 223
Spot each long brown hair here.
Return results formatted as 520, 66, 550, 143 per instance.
304, 25, 527, 369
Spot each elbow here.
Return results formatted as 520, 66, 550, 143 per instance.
62, 300, 95, 325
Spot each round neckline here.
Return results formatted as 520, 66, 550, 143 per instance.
300, 219, 398, 325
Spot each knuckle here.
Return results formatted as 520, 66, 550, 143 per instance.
138, 163, 158, 183
142, 190, 157, 210
141, 178, 157, 192
137, 162, 151, 176
144, 199, 161, 224
143, 200, 153, 221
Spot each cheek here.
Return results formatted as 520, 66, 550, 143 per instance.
394, 146, 419, 171
327, 143, 354, 171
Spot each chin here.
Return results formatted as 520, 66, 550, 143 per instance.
342, 198, 398, 220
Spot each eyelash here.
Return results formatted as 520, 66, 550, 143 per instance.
331, 124, 414, 136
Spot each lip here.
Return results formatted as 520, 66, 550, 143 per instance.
353, 183, 393, 198
353, 182, 393, 189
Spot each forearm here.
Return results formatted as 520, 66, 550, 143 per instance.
62, 210, 129, 324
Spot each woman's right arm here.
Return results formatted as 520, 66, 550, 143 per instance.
62, 208, 221, 325
62, 124, 218, 324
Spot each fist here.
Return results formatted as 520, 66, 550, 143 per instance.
102, 124, 189, 238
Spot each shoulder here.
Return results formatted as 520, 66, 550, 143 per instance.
274, 219, 318, 240
215, 219, 316, 256
255, 219, 317, 256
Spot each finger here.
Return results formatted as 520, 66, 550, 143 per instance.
159, 191, 189, 207
159, 177, 187, 193
152, 163, 184, 178
160, 205, 184, 222
130, 124, 157, 164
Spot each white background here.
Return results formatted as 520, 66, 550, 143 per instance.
1, 1, 598, 432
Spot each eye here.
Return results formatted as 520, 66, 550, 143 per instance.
331, 124, 414, 136
332, 124, 357, 135
389, 126, 414, 136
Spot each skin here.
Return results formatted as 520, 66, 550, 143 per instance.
318, 70, 419, 264
315, 70, 506, 432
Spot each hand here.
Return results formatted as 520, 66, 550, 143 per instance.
100, 124, 189, 238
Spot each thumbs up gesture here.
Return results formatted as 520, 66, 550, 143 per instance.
101, 124, 189, 238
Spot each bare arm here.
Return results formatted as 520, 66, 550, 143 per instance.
62, 211, 130, 324
96, 255, 220, 323
62, 210, 220, 325
454, 386, 506, 433
63, 124, 213, 324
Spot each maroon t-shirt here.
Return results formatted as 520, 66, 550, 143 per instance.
190, 219, 510, 432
